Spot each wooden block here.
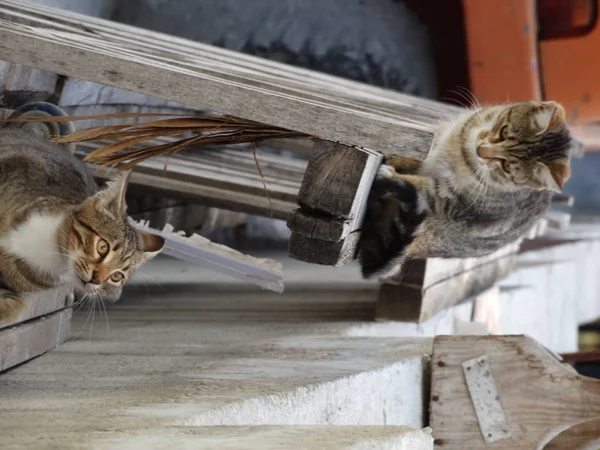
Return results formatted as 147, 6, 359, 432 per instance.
430, 335, 600, 449
287, 140, 383, 265
0, 308, 71, 372
287, 232, 360, 267
376, 242, 520, 323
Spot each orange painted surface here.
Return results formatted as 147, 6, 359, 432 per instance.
462, 0, 541, 104
540, 3, 600, 125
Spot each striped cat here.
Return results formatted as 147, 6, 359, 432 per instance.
357, 101, 573, 278
0, 130, 164, 326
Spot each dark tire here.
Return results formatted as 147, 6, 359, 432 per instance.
113, 0, 437, 98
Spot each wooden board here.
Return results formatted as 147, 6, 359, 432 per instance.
376, 241, 521, 323
287, 141, 383, 266
430, 335, 600, 449
83, 143, 305, 220
0, 0, 461, 158
0, 307, 71, 372
0, 284, 71, 330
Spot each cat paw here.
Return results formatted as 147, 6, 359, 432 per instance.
376, 164, 396, 180
0, 289, 26, 327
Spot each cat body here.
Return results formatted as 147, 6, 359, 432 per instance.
357, 101, 573, 278
0, 130, 164, 326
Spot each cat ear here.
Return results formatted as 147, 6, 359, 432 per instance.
534, 161, 570, 192
535, 101, 566, 134
138, 232, 165, 255
96, 171, 131, 217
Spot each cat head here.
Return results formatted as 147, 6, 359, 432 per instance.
472, 101, 572, 192
68, 172, 165, 301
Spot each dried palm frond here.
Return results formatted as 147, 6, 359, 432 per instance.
3, 113, 309, 170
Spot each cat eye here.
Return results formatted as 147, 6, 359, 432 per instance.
501, 159, 511, 173
110, 271, 124, 282
498, 125, 509, 141
96, 239, 109, 257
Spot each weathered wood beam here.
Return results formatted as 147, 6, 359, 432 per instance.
376, 241, 521, 323
287, 140, 383, 266
0, 0, 459, 158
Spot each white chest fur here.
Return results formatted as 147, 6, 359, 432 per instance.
0, 213, 69, 276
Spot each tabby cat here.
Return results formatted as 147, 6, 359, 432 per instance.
0, 130, 164, 326
357, 101, 573, 278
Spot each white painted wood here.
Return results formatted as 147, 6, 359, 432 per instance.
462, 355, 512, 444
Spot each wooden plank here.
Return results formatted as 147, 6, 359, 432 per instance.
0, 0, 460, 158
0, 284, 71, 330
0, 307, 71, 372
430, 335, 600, 449
287, 141, 383, 266
377, 241, 521, 323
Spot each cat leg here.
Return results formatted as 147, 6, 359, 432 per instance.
0, 289, 26, 327
357, 174, 430, 278
385, 155, 422, 174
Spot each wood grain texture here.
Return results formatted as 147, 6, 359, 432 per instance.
0, 307, 71, 372
287, 141, 383, 265
0, 0, 460, 157
543, 417, 600, 450
0, 284, 71, 331
430, 335, 600, 449
377, 242, 521, 323
83, 144, 305, 220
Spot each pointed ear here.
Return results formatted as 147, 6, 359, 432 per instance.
138, 232, 165, 255
535, 161, 570, 192
95, 171, 131, 217
535, 101, 567, 134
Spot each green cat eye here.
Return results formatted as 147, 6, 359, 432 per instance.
110, 271, 124, 282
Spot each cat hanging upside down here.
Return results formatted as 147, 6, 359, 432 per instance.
356, 101, 573, 279
0, 130, 165, 327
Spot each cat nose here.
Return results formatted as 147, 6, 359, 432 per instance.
89, 273, 101, 285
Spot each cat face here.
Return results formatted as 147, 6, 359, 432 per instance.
69, 173, 164, 301
474, 101, 572, 192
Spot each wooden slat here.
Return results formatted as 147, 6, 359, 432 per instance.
81, 143, 304, 219
0, 0, 460, 158
430, 335, 600, 449
0, 307, 71, 372
0, 284, 71, 331
376, 241, 521, 323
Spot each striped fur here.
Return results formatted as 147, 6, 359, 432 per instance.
357, 101, 573, 278
0, 130, 164, 327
